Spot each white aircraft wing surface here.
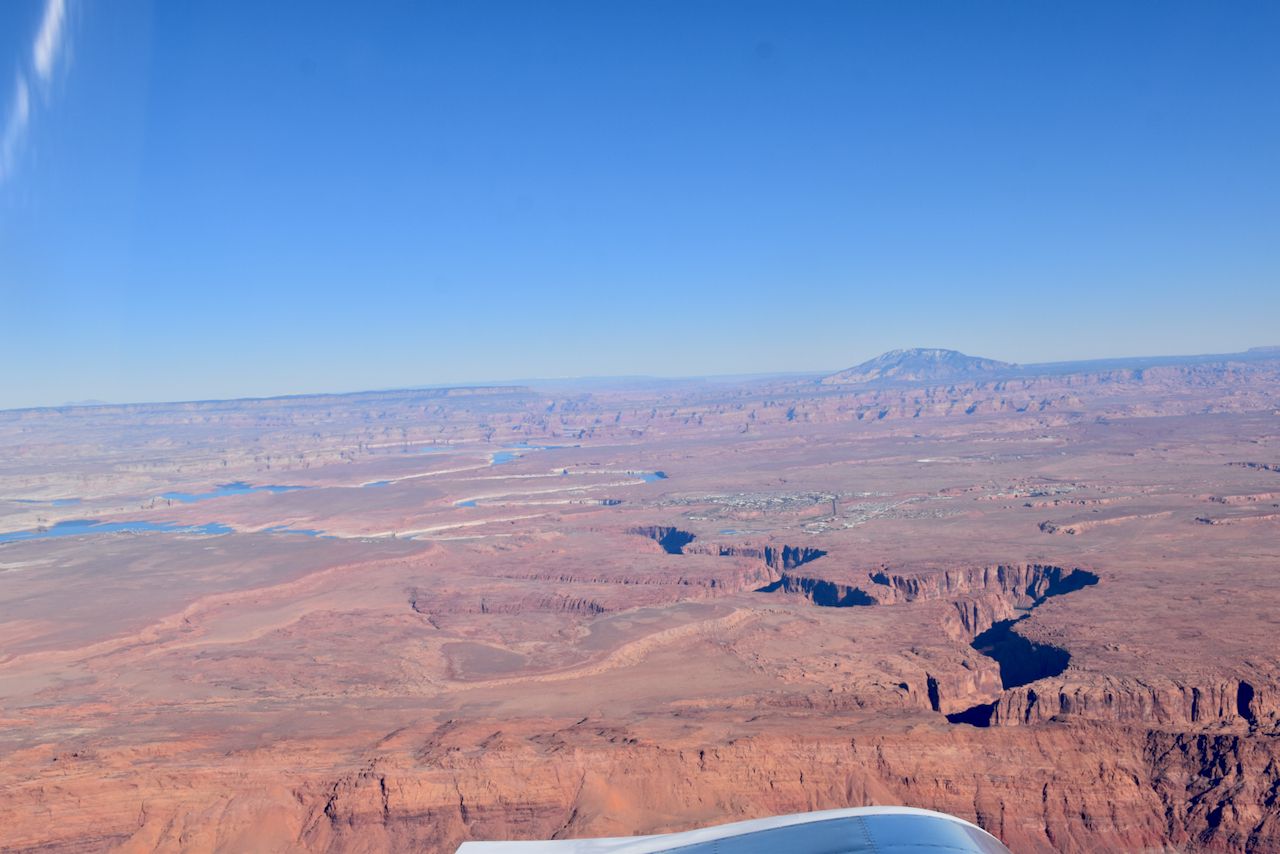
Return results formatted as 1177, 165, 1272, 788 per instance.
456, 806, 1012, 854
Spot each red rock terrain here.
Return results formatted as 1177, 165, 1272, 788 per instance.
2, 353, 1280, 852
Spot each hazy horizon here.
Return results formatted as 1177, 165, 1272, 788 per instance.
6, 6, 1280, 850
2, 0, 1278, 409
5, 340, 1279, 411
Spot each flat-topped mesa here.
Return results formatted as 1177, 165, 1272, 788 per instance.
627, 525, 696, 554
409, 591, 610, 616
756, 574, 876, 606
478, 595, 608, 616
761, 563, 1098, 615
627, 528, 827, 575
923, 569, 1273, 732
755, 563, 1114, 727
821, 348, 1016, 386
869, 564, 1097, 606
685, 543, 827, 572
989, 676, 1277, 730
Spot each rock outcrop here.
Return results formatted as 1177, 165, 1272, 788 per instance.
821, 348, 1017, 386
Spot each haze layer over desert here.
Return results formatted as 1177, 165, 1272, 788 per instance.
2, 348, 1280, 852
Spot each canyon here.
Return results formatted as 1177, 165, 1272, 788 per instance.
2, 348, 1280, 852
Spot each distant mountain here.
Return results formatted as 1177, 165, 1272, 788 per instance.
821, 348, 1015, 385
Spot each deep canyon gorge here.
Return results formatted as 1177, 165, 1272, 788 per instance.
2, 350, 1280, 852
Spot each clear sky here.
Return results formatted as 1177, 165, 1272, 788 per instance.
1, 1, 1277, 408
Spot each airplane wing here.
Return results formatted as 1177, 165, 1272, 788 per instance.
456, 806, 1012, 853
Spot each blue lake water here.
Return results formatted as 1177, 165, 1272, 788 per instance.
364, 480, 391, 488
0, 519, 233, 544
0, 519, 339, 544
490, 444, 578, 466
457, 500, 478, 508
640, 471, 668, 483
10, 497, 82, 506
160, 482, 306, 504
261, 525, 330, 538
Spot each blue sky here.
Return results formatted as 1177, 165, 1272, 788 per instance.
1, 1, 1277, 408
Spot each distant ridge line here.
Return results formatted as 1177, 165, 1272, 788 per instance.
1, 385, 532, 416
4, 346, 1278, 414
820, 346, 1280, 387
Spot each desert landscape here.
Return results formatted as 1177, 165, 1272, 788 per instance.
2, 348, 1280, 852
4, 0, 1276, 849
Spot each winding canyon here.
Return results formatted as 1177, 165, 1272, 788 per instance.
3, 350, 1280, 852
